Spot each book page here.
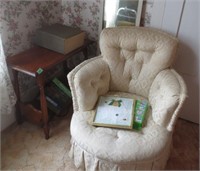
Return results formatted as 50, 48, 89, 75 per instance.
94, 96, 134, 127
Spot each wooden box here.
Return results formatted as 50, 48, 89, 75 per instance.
33, 24, 85, 54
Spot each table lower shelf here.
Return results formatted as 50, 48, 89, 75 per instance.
20, 100, 69, 126
20, 102, 43, 125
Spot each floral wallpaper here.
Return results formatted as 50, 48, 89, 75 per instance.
0, 0, 154, 57
62, 0, 103, 40
0, 0, 62, 97
0, 0, 62, 57
141, 0, 154, 27
0, 0, 154, 101
61, 0, 154, 39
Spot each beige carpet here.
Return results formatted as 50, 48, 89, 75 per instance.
1, 107, 199, 170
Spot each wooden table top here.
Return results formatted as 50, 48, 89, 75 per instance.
7, 39, 95, 77
6, 46, 65, 77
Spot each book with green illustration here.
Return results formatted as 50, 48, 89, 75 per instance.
52, 77, 72, 98
93, 95, 148, 130
93, 96, 135, 129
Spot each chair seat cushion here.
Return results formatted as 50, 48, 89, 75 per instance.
70, 92, 172, 164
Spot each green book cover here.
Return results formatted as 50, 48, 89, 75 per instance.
133, 100, 148, 130
47, 84, 71, 106
52, 77, 72, 98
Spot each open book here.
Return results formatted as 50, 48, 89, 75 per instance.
93, 95, 135, 129
93, 95, 149, 130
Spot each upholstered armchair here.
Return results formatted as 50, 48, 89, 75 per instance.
67, 27, 187, 170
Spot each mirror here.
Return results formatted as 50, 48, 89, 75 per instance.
103, 0, 143, 28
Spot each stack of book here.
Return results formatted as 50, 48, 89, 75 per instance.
44, 77, 72, 116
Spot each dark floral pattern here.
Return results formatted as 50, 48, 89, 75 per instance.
0, 0, 153, 56
0, 0, 103, 100
0, 0, 62, 97
0, 0, 153, 104
0, 0, 62, 57
141, 0, 154, 27
62, 0, 102, 40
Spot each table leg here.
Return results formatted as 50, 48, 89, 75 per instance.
82, 46, 88, 60
12, 70, 23, 124
36, 74, 49, 139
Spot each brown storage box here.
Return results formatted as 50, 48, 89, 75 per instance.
33, 24, 85, 54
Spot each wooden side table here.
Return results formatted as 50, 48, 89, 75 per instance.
6, 40, 94, 139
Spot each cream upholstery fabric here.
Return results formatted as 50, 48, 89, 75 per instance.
68, 56, 110, 112
100, 27, 178, 98
149, 69, 187, 131
67, 27, 187, 171
69, 92, 172, 171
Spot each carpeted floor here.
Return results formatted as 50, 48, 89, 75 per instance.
1, 107, 199, 170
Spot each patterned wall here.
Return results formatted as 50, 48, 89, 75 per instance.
0, 0, 62, 57
0, 0, 154, 57
0, 0, 103, 57
62, 0, 102, 40
0, 0, 62, 95
61, 0, 154, 40
0, 0, 154, 98
141, 0, 154, 27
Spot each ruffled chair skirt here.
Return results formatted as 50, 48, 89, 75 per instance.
69, 138, 171, 171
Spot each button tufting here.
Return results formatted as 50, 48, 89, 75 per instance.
100, 74, 104, 80
90, 81, 95, 88
129, 75, 132, 82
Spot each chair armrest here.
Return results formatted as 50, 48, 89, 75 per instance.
67, 56, 110, 112
149, 69, 187, 131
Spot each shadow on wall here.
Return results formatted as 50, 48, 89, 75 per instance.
174, 40, 198, 76
173, 40, 199, 123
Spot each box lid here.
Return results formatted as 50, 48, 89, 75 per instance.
37, 23, 84, 39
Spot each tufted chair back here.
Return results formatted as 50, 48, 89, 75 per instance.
100, 27, 178, 97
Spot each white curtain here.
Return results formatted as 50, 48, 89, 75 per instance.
0, 34, 16, 115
